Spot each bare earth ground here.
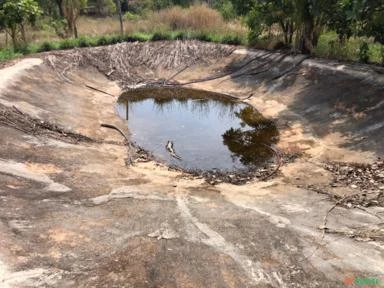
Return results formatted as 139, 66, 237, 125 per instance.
0, 41, 383, 287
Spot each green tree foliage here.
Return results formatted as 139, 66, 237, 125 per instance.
243, 0, 384, 55
229, 0, 255, 16
0, 0, 41, 48
214, 0, 236, 20
247, 0, 295, 45
93, 0, 116, 15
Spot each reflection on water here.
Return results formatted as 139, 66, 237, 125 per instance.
117, 88, 278, 172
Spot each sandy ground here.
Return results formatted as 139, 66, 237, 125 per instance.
0, 42, 383, 287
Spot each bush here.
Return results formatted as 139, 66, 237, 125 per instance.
214, 0, 236, 21
173, 31, 187, 40
37, 41, 55, 52
195, 33, 213, 42
221, 34, 243, 45
97, 36, 109, 46
129, 32, 152, 42
14, 45, 31, 55
124, 11, 140, 21
58, 39, 77, 50
359, 42, 370, 63
78, 37, 92, 47
151, 31, 172, 41
0, 48, 21, 61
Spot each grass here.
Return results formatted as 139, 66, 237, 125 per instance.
0, 4, 247, 61
315, 31, 383, 64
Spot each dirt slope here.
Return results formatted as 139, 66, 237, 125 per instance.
0, 41, 383, 287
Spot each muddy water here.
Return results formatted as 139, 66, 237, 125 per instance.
117, 88, 278, 172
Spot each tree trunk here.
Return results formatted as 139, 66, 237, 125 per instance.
116, 0, 124, 36
74, 22, 78, 38
56, 0, 64, 17
288, 21, 294, 44
9, 27, 17, 49
20, 23, 27, 44
302, 19, 315, 54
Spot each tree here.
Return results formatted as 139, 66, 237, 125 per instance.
61, 0, 87, 38
246, 0, 295, 46
214, 0, 236, 20
293, 0, 336, 54
0, 0, 41, 48
245, 0, 336, 54
229, 0, 256, 16
115, 0, 123, 36
92, 0, 116, 16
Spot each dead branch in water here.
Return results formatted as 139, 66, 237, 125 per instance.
166, 141, 182, 160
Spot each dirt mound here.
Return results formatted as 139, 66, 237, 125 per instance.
43, 40, 235, 88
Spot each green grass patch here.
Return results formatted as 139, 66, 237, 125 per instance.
0, 31, 248, 62
0, 48, 22, 61
315, 31, 383, 64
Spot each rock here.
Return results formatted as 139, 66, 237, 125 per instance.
350, 184, 358, 189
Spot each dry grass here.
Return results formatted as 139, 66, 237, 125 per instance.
77, 17, 122, 36
150, 4, 224, 32
125, 4, 247, 36
0, 4, 247, 48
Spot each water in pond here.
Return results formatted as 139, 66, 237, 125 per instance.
117, 88, 278, 172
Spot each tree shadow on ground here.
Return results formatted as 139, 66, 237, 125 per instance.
223, 52, 384, 154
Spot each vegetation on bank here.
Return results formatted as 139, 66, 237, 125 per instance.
0, 1, 383, 65
0, 31, 245, 61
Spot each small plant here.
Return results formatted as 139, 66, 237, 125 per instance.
124, 11, 140, 21
358, 42, 370, 63
58, 39, 76, 50
0, 48, 20, 60
195, 33, 213, 42
37, 41, 55, 52
151, 31, 172, 41
97, 36, 108, 46
221, 34, 243, 45
14, 44, 31, 55
78, 37, 91, 47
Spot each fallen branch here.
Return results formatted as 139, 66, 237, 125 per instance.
100, 123, 129, 143
165, 63, 194, 84
101, 123, 136, 165
85, 85, 116, 97
0, 106, 92, 143
260, 144, 282, 181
